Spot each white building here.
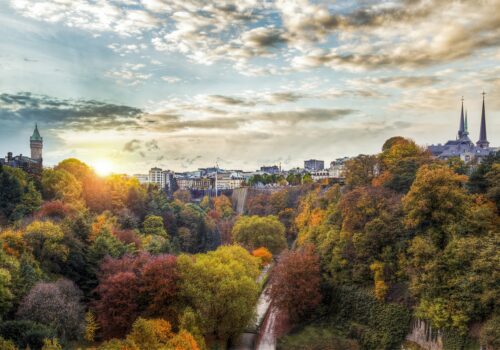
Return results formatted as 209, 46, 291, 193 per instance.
133, 174, 149, 184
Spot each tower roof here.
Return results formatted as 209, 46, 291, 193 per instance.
458, 97, 465, 138
478, 92, 488, 143
30, 124, 43, 142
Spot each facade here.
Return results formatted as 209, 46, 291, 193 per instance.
304, 159, 324, 171
329, 157, 350, 179
149, 167, 165, 188
176, 177, 213, 190
1, 125, 43, 172
428, 95, 495, 163
134, 174, 149, 184
260, 165, 280, 174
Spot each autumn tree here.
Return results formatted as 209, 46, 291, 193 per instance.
403, 164, 469, 248
23, 221, 69, 273
377, 137, 432, 193
177, 245, 260, 343
232, 215, 286, 254
268, 245, 322, 323
252, 247, 273, 267
17, 279, 85, 340
344, 154, 378, 188
174, 189, 192, 203
41, 168, 83, 205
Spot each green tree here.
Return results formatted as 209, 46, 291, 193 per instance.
41, 168, 82, 205
403, 164, 469, 248
0, 166, 23, 222
23, 221, 69, 272
12, 181, 42, 219
177, 245, 260, 343
143, 215, 168, 237
232, 215, 287, 254
0, 268, 13, 319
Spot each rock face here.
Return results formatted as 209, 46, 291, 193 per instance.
405, 319, 444, 350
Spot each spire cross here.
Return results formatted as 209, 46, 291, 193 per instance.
461, 96, 464, 103
482, 91, 486, 99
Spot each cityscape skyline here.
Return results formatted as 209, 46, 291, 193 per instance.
1, 0, 499, 174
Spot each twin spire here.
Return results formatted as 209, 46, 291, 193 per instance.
458, 94, 489, 148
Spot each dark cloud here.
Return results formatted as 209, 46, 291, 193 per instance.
145, 139, 159, 151
369, 76, 441, 88
255, 108, 356, 124
207, 95, 255, 106
0, 92, 143, 130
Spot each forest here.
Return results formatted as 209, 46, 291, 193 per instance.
0, 136, 498, 350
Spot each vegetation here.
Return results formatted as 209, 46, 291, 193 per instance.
0, 139, 498, 350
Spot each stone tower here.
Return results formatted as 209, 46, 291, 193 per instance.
30, 124, 43, 164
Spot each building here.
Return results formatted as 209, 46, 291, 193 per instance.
176, 177, 213, 191
428, 94, 495, 163
260, 165, 280, 174
134, 174, 149, 184
329, 157, 350, 178
148, 167, 165, 188
1, 124, 43, 172
304, 159, 324, 171
216, 172, 245, 190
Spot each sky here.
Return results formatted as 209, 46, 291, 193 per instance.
0, 0, 499, 174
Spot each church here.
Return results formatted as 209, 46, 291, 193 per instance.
0, 124, 43, 172
428, 94, 496, 163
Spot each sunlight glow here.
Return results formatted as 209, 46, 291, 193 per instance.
93, 159, 113, 176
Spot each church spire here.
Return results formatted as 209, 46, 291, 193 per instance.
458, 96, 465, 138
464, 110, 468, 135
477, 92, 489, 148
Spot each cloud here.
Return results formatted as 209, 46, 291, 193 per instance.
161, 76, 181, 83
0, 92, 143, 130
123, 139, 141, 152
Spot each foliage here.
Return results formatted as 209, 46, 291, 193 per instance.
84, 311, 99, 343
480, 315, 500, 350
232, 215, 287, 254
94, 254, 179, 339
277, 325, 359, 350
344, 155, 378, 188
17, 279, 85, 340
0, 320, 56, 350
0, 336, 17, 350
269, 245, 322, 323
177, 245, 260, 341
403, 164, 469, 248
251, 247, 272, 267
41, 338, 62, 350
41, 168, 82, 205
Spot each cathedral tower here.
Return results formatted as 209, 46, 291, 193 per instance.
476, 93, 489, 149
30, 124, 43, 163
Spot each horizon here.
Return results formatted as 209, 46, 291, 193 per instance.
1, 0, 499, 174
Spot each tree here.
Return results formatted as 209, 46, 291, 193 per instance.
140, 255, 179, 317
84, 310, 99, 342
126, 318, 172, 349
17, 279, 84, 340
232, 215, 287, 254
174, 189, 191, 203
177, 245, 260, 343
252, 247, 273, 267
0, 337, 17, 350
0, 166, 23, 222
143, 215, 167, 237
370, 261, 388, 301
268, 246, 321, 322
23, 221, 69, 273
344, 155, 378, 188
12, 182, 42, 220
212, 195, 234, 219
0, 268, 13, 319
41, 338, 62, 350
403, 164, 469, 248
94, 270, 141, 338
377, 137, 432, 193
41, 168, 82, 205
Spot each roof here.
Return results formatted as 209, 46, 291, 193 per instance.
30, 124, 43, 142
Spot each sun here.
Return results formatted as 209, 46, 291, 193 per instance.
93, 159, 113, 176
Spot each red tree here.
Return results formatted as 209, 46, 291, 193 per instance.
141, 255, 179, 317
268, 246, 322, 323
94, 271, 141, 338
93, 253, 179, 339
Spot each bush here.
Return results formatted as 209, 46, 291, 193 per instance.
0, 320, 55, 349
328, 286, 411, 350
278, 325, 359, 350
